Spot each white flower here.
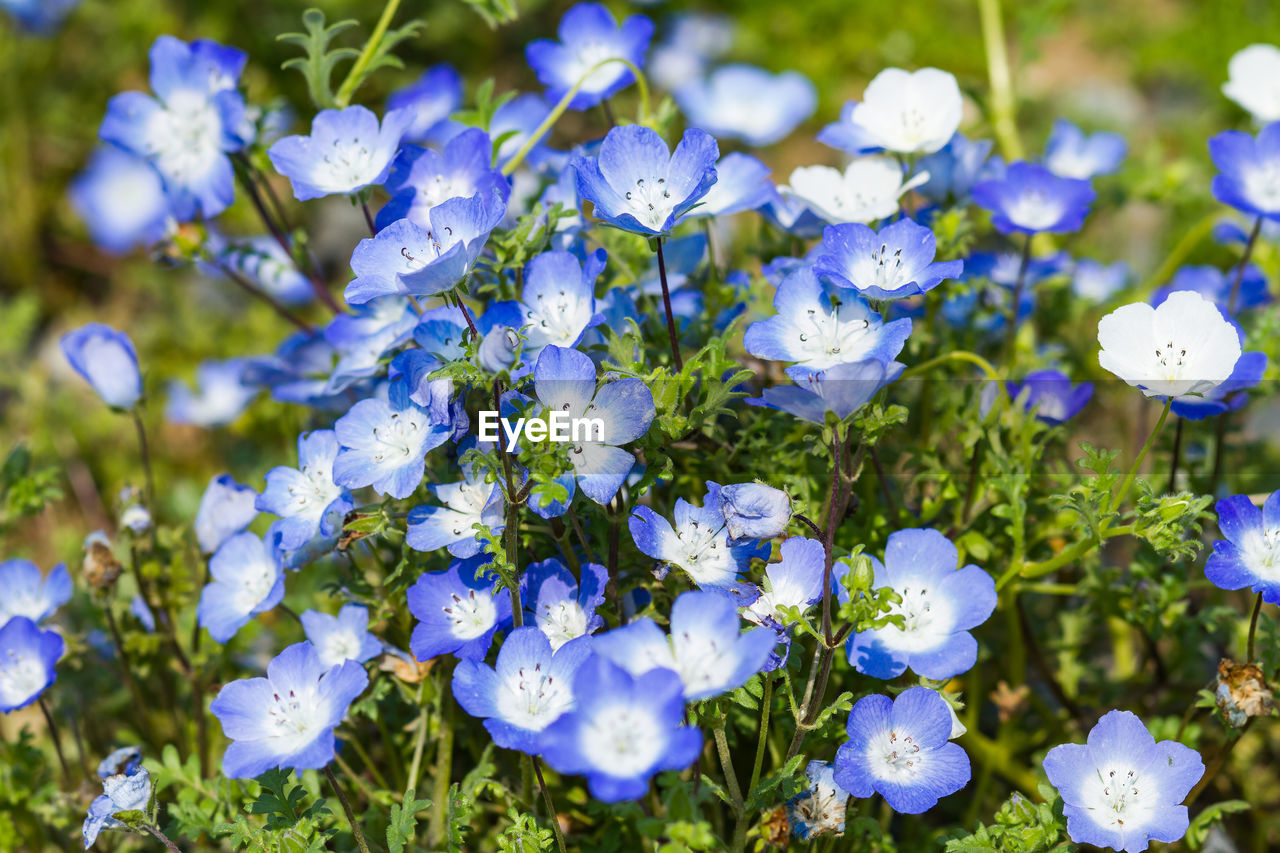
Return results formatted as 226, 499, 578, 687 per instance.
1223, 44, 1280, 123
1097, 291, 1242, 398
850, 67, 963, 154
782, 157, 928, 224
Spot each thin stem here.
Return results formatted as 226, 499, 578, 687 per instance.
1166, 418, 1184, 494
215, 260, 315, 334
144, 824, 183, 853
1246, 592, 1265, 662
608, 498, 624, 624
451, 290, 481, 341
407, 686, 430, 794
750, 676, 773, 793
976, 0, 1023, 160
655, 239, 684, 371
793, 513, 823, 538
103, 605, 149, 715
427, 680, 454, 847
334, 0, 404, 108
532, 757, 568, 853
713, 723, 744, 807
37, 697, 72, 786
1229, 217, 1263, 314
131, 410, 157, 544
325, 765, 373, 853
1003, 234, 1033, 367
1109, 400, 1172, 515
900, 349, 1003, 382
361, 201, 378, 237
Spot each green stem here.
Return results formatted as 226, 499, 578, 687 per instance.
976, 0, 1023, 160
1109, 399, 1172, 516
325, 765, 373, 853
1003, 234, 1033, 368
428, 674, 454, 847
334, 0, 403, 108
749, 676, 773, 793
533, 757, 568, 853
37, 697, 72, 787
1246, 592, 1264, 663
406, 684, 430, 794
901, 350, 1003, 382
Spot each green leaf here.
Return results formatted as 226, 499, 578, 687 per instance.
277, 9, 360, 109
1185, 800, 1249, 850
386, 789, 432, 853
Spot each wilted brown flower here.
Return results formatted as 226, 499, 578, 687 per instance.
1215, 658, 1275, 729
83, 533, 122, 590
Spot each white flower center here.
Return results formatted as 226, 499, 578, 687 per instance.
1241, 527, 1280, 580
672, 519, 738, 585
673, 629, 732, 695
235, 560, 277, 612
143, 90, 223, 183
443, 589, 497, 641
793, 302, 875, 369
494, 660, 575, 730
524, 288, 591, 349
0, 647, 47, 707
865, 726, 926, 783
317, 135, 382, 190
320, 631, 361, 666
265, 685, 329, 751
288, 463, 342, 518
579, 705, 665, 776
1004, 191, 1065, 230
1244, 162, 1280, 211
623, 175, 676, 231
536, 599, 589, 650
1082, 764, 1159, 831
880, 584, 954, 653
568, 41, 625, 93
370, 410, 429, 465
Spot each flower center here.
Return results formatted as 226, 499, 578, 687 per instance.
0, 648, 47, 706
1086, 764, 1158, 830
497, 662, 574, 730
318, 136, 380, 190
795, 302, 874, 368
370, 411, 426, 465
1244, 161, 1280, 210
144, 91, 223, 182
1005, 191, 1064, 230
525, 288, 589, 348
537, 599, 589, 650
624, 176, 675, 231
442, 589, 496, 641
581, 705, 665, 776
266, 686, 326, 740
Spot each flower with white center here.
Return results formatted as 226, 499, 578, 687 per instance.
320, 297, 419, 395
782, 157, 927, 225
972, 161, 1097, 235
1073, 259, 1129, 302
743, 537, 825, 631
332, 377, 453, 500
407, 467, 505, 558
1223, 44, 1280, 123
834, 686, 971, 814
747, 359, 905, 426
165, 358, 258, 427
196, 531, 285, 643
1210, 122, 1280, 221
786, 761, 852, 840
0, 559, 71, 629
387, 63, 464, 144
820, 67, 963, 156
452, 626, 593, 754
674, 64, 817, 147
1097, 290, 1242, 399
915, 133, 1003, 205
842, 528, 996, 680
375, 128, 509, 231
814, 216, 965, 300
0, 616, 63, 713
573, 125, 719, 236
720, 483, 793, 542
516, 249, 606, 358
268, 105, 412, 200
1006, 370, 1094, 425
406, 561, 512, 662
525, 2, 654, 111
681, 153, 774, 219
60, 323, 143, 410
629, 481, 765, 592
1044, 710, 1204, 852
209, 642, 369, 779
69, 146, 173, 254
1043, 119, 1127, 180
300, 604, 382, 669
194, 474, 258, 554
745, 266, 912, 371
520, 558, 608, 650
82, 767, 153, 848
540, 655, 701, 802
1206, 491, 1280, 604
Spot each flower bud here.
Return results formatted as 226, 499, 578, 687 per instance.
719, 482, 791, 541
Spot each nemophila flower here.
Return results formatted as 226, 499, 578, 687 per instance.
1223, 44, 1280, 123
120, 503, 151, 535
300, 604, 382, 669
387, 63, 464, 144
1205, 491, 1280, 603
209, 641, 369, 778
332, 378, 453, 500
241, 331, 345, 410
522, 559, 608, 650
491, 94, 556, 170
630, 482, 765, 591
513, 249, 606, 357
1006, 370, 1094, 424
97, 745, 143, 779
346, 189, 507, 304
743, 536, 825, 630
540, 655, 701, 801
98, 36, 247, 220
1043, 710, 1203, 852
165, 358, 258, 427
787, 760, 852, 840
1097, 290, 1242, 398
196, 531, 285, 643
813, 217, 964, 300
0, 617, 63, 713
525, 2, 654, 111
82, 767, 152, 848
761, 187, 827, 239
375, 128, 509, 230
916, 133, 1002, 205
1209, 123, 1280, 222
1043, 119, 1127, 180
413, 304, 469, 362
1171, 351, 1267, 421
744, 267, 912, 370
573, 125, 718, 236
833, 686, 971, 814
0, 560, 71, 628
321, 297, 419, 394
649, 12, 732, 91
406, 468, 505, 558
531, 345, 655, 506
965, 249, 1069, 289
674, 64, 816, 146
267, 105, 412, 201
130, 595, 156, 632
748, 359, 905, 425
452, 626, 593, 754
59, 323, 143, 409
682, 153, 773, 219
819, 67, 963, 156
2, 0, 79, 32
69, 147, 172, 253
1152, 264, 1269, 313
843, 528, 996, 680
1074, 259, 1130, 302
782, 158, 926, 225
407, 562, 512, 661
213, 236, 313, 305
972, 161, 1097, 235
257, 430, 352, 552
720, 483, 792, 542
194, 474, 258, 554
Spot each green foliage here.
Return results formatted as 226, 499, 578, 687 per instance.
455, 0, 519, 30
497, 807, 556, 852
1185, 800, 1250, 849
386, 789, 432, 853
278, 10, 360, 110
1131, 486, 1213, 560
0, 444, 62, 536
943, 788, 1064, 852
211, 769, 333, 853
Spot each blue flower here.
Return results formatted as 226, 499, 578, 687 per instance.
60, 323, 143, 409
194, 474, 258, 554
842, 528, 996, 680
682, 153, 774, 219
387, 63, 464, 144
531, 345, 655, 506
1072, 258, 1129, 302
573, 125, 718, 236
0, 616, 63, 713
786, 760, 852, 840
165, 359, 258, 427
965, 249, 1069, 289
211, 236, 314, 305
407, 561, 512, 661
1210, 122, 1280, 221
972, 161, 1097, 235
268, 105, 412, 200
491, 94, 556, 170
629, 481, 764, 591
511, 249, 606, 358
346, 189, 507, 304
525, 3, 654, 111
69, 147, 172, 253
1206, 491, 1280, 604
96, 745, 143, 779
1170, 350, 1267, 421
321, 297, 419, 394
833, 686, 971, 814
521, 558, 609, 649
300, 604, 382, 669
1152, 264, 1270, 314
719, 483, 792, 542
747, 359, 905, 425
743, 537, 826, 631
82, 767, 152, 848
0, 559, 71, 628
648, 13, 733, 92
332, 378, 453, 500
540, 655, 700, 802
674, 64, 816, 146
196, 531, 285, 643
1043, 119, 1126, 180
744, 267, 912, 371
257, 430, 353, 552
209, 641, 369, 779
98, 36, 247, 220
915, 133, 1002, 205
2, 0, 79, 32
406, 466, 505, 557
1043, 710, 1203, 852
1006, 370, 1094, 424
375, 128, 510, 231
813, 217, 963, 300
453, 626, 593, 754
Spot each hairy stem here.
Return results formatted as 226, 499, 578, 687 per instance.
1246, 592, 1265, 663
655, 239, 684, 371
533, 757, 568, 853
325, 765, 373, 853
